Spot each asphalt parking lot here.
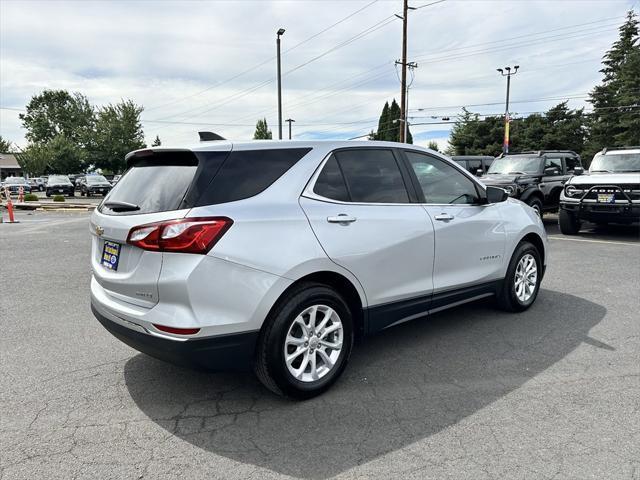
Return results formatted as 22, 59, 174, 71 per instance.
1, 211, 639, 480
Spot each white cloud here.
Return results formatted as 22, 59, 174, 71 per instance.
0, 0, 635, 149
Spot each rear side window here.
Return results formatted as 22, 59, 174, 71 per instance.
196, 148, 311, 206
334, 149, 410, 203
101, 154, 198, 215
313, 155, 349, 201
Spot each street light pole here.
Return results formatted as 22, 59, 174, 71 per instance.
497, 65, 519, 154
285, 118, 295, 139
276, 28, 286, 140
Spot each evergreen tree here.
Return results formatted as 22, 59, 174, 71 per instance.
253, 118, 273, 140
427, 140, 439, 152
587, 10, 640, 159
152, 135, 162, 146
372, 99, 413, 143
374, 102, 390, 140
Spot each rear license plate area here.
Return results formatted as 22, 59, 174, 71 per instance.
101, 241, 121, 271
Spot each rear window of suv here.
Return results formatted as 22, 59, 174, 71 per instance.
100, 153, 200, 215
99, 147, 311, 215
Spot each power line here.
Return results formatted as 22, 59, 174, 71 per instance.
151, 13, 401, 123
144, 0, 381, 113
159, 14, 621, 127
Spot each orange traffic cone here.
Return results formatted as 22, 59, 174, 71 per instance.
6, 196, 16, 223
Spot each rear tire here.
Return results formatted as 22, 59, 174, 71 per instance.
559, 209, 581, 235
255, 282, 354, 399
496, 241, 542, 312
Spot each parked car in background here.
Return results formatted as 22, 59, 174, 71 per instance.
452, 155, 494, 177
46, 175, 75, 197
68, 174, 82, 189
481, 150, 582, 216
110, 175, 121, 186
559, 147, 640, 234
90, 140, 547, 398
81, 175, 112, 197
29, 177, 46, 191
3, 176, 31, 195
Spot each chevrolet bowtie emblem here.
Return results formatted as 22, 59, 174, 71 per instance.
95, 225, 104, 236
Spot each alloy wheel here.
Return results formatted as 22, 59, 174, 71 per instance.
514, 253, 537, 302
284, 304, 343, 383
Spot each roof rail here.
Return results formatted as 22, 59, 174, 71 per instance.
601, 146, 640, 154
198, 131, 226, 141
516, 150, 579, 155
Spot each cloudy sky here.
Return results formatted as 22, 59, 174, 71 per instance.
0, 0, 636, 150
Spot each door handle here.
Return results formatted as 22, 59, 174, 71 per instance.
434, 213, 454, 221
327, 214, 357, 224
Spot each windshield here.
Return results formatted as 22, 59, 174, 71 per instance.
5, 177, 26, 183
487, 157, 540, 175
87, 175, 108, 184
48, 175, 70, 183
590, 153, 640, 172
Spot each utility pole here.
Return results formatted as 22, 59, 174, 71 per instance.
497, 65, 519, 154
398, 0, 408, 143
285, 118, 295, 139
396, 0, 416, 143
276, 28, 286, 140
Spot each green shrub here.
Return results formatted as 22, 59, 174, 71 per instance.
24, 193, 39, 202
52, 195, 65, 202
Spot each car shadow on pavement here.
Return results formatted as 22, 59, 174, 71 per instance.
124, 289, 606, 479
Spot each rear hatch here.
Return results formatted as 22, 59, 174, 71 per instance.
90, 147, 231, 308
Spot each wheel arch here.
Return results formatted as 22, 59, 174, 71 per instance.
520, 188, 544, 204
519, 232, 545, 267
263, 270, 366, 338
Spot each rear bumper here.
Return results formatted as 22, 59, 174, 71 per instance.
91, 303, 258, 371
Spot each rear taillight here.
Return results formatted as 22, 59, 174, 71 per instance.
127, 217, 232, 254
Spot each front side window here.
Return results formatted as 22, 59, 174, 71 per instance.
405, 152, 480, 204
544, 157, 563, 174
333, 149, 410, 203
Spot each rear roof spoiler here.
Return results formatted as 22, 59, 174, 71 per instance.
199, 131, 226, 141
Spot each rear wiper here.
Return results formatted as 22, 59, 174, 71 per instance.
103, 201, 140, 211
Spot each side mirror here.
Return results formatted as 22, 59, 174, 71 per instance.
476, 168, 484, 177
486, 186, 508, 203
544, 167, 560, 175
573, 167, 584, 176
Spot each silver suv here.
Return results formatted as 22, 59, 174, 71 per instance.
90, 140, 547, 398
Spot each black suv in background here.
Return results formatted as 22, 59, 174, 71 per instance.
481, 150, 582, 215
452, 155, 495, 177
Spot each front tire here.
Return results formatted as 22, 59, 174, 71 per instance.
526, 197, 543, 217
496, 241, 542, 312
559, 209, 581, 235
255, 283, 354, 399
